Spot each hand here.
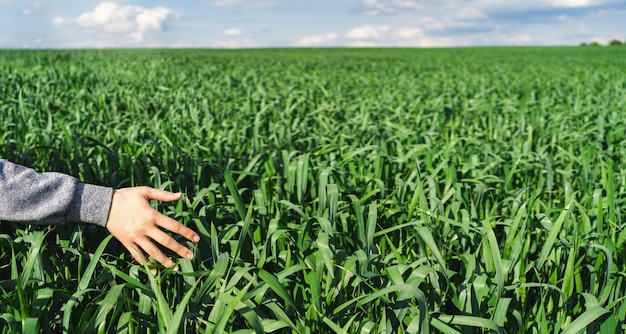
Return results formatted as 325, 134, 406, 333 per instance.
105, 186, 200, 269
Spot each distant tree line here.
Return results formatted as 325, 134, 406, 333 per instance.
580, 39, 624, 46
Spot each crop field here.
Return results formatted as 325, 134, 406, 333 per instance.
1, 47, 626, 333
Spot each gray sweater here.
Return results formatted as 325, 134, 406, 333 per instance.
0, 159, 113, 227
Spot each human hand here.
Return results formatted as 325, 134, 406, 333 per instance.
105, 186, 200, 269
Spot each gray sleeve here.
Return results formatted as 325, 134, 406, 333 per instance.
0, 159, 114, 227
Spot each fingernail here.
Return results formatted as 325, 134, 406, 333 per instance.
186, 252, 194, 259
193, 235, 200, 242
174, 266, 179, 272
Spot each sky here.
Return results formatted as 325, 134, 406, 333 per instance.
0, 0, 624, 48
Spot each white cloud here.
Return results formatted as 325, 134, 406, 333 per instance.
356, 0, 614, 19
213, 38, 259, 48
21, 0, 40, 16
359, 0, 396, 15
223, 28, 244, 36
53, 2, 179, 43
213, 0, 277, 9
346, 25, 391, 40
496, 33, 533, 45
543, 0, 607, 7
388, 31, 534, 47
344, 22, 537, 47
345, 24, 430, 46
417, 17, 444, 30
422, 36, 476, 47
296, 33, 338, 46
171, 40, 200, 48
2, 0, 622, 49
213, 0, 240, 6
52, 16, 66, 26
454, 7, 487, 21
346, 25, 426, 44
348, 41, 380, 47
395, 0, 422, 9
393, 27, 423, 39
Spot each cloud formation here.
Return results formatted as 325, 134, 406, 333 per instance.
223, 28, 245, 36
1, 0, 624, 48
357, 0, 397, 16
296, 33, 338, 46
347, 25, 391, 40
346, 25, 424, 41
355, 0, 620, 18
53, 1, 179, 43
21, 0, 40, 16
544, 0, 609, 7
212, 0, 277, 9
344, 22, 541, 47
348, 0, 626, 47
213, 38, 259, 48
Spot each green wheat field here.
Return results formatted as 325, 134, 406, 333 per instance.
1, 47, 626, 333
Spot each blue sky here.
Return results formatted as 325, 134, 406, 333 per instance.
0, 0, 624, 48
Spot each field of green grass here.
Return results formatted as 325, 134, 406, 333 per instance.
1, 47, 626, 333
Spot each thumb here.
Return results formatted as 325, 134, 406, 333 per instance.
142, 187, 183, 202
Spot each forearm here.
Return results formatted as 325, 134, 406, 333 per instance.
0, 159, 113, 226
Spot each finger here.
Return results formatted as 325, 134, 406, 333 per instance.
125, 242, 149, 265
149, 229, 194, 260
141, 187, 183, 202
127, 244, 157, 275
156, 215, 200, 242
138, 239, 177, 268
